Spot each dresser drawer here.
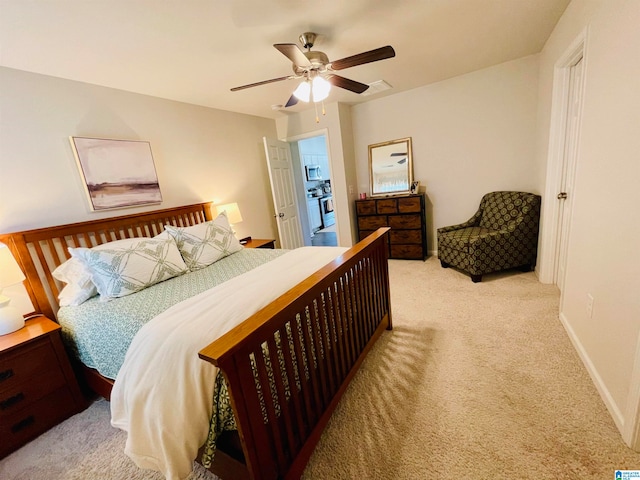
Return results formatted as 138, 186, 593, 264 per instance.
390, 229, 423, 244
358, 216, 388, 230
391, 244, 424, 259
358, 230, 376, 241
0, 337, 60, 395
356, 200, 376, 215
398, 196, 422, 213
376, 199, 397, 214
0, 386, 76, 458
389, 214, 421, 229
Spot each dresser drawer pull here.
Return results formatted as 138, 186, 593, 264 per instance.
0, 369, 14, 382
11, 415, 35, 433
1, 392, 25, 410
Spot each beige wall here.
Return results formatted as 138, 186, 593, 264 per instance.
535, 0, 640, 442
350, 55, 541, 254
0, 67, 278, 242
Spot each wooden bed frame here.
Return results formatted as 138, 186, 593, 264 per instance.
0, 202, 392, 480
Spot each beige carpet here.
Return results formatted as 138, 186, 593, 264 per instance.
2, 257, 639, 479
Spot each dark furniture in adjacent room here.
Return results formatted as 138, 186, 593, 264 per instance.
437, 191, 541, 282
356, 194, 427, 260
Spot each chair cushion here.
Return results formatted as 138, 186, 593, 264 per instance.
437, 226, 492, 253
478, 191, 529, 231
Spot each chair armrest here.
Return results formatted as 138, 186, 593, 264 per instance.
437, 208, 482, 234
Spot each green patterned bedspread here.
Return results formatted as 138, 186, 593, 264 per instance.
57, 248, 287, 380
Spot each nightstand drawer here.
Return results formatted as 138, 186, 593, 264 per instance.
0, 337, 60, 395
0, 386, 76, 458
0, 366, 66, 417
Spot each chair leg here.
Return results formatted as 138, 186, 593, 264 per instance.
440, 260, 450, 268
471, 274, 482, 283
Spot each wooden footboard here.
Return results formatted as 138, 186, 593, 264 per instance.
199, 227, 392, 480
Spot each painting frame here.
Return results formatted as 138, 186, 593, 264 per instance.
70, 136, 163, 211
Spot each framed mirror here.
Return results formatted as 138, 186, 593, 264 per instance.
368, 137, 413, 196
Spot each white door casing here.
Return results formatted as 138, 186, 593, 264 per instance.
263, 137, 304, 249
555, 55, 584, 292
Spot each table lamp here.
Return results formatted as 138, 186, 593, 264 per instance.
215, 202, 243, 234
0, 242, 26, 335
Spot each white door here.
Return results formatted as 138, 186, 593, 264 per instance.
263, 137, 304, 249
555, 56, 584, 291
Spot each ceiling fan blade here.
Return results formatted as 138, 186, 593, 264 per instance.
274, 43, 312, 67
284, 94, 299, 108
329, 45, 395, 71
327, 74, 370, 94
230, 76, 291, 91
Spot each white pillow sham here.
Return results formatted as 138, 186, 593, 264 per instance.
164, 212, 242, 271
70, 236, 188, 301
52, 257, 98, 306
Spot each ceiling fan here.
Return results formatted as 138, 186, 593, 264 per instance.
230, 32, 396, 108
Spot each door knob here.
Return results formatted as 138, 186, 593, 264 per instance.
273, 212, 285, 218
557, 192, 568, 199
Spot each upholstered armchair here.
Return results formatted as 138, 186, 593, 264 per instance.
437, 191, 541, 282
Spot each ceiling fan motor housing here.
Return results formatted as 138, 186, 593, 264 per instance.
293, 51, 329, 75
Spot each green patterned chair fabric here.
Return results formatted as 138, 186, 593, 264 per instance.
437, 191, 541, 282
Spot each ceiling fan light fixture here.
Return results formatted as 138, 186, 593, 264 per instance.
293, 81, 311, 102
311, 76, 331, 102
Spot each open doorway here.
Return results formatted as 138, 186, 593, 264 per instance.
288, 133, 338, 247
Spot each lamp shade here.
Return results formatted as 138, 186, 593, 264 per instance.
312, 76, 331, 102
0, 243, 26, 336
293, 81, 311, 102
0, 243, 25, 288
215, 203, 243, 224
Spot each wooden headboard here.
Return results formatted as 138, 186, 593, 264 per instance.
0, 203, 213, 320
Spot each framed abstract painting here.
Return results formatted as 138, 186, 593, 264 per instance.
70, 137, 162, 211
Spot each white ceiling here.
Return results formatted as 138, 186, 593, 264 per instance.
0, 0, 570, 120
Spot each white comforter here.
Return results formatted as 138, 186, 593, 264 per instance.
110, 246, 347, 480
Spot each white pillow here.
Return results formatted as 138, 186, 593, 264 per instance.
70, 236, 188, 301
52, 257, 98, 306
164, 212, 242, 271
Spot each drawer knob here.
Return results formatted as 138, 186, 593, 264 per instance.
0, 392, 25, 410
11, 415, 35, 433
0, 369, 14, 382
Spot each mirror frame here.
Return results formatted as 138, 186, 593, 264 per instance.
368, 137, 414, 197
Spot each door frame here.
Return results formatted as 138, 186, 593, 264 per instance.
537, 28, 588, 286
283, 128, 339, 244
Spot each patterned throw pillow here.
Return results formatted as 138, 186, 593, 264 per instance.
164, 212, 243, 271
70, 237, 188, 301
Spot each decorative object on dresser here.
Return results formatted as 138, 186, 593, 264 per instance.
69, 137, 162, 211
356, 194, 427, 260
0, 243, 27, 335
0, 315, 85, 458
368, 137, 413, 197
437, 191, 541, 282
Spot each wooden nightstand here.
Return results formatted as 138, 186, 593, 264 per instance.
241, 238, 276, 249
0, 315, 85, 458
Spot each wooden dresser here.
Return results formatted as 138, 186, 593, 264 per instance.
355, 194, 427, 260
0, 316, 85, 458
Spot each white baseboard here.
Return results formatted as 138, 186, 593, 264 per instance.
558, 311, 625, 433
